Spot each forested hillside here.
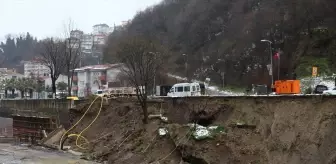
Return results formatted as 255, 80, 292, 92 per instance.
104, 0, 336, 87
0, 33, 38, 71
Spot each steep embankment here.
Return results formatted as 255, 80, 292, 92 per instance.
68, 96, 336, 164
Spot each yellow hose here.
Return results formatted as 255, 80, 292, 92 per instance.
59, 96, 103, 150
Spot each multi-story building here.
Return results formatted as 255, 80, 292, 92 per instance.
0, 68, 24, 80
93, 24, 110, 35
70, 30, 84, 39
72, 64, 122, 97
23, 60, 50, 78
0, 68, 25, 99
81, 34, 93, 54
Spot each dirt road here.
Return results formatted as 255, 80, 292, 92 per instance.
0, 143, 97, 164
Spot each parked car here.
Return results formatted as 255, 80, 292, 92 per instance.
313, 85, 328, 94
322, 88, 336, 95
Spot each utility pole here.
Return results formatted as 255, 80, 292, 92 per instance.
221, 72, 225, 88
91, 34, 95, 64
278, 52, 280, 80
182, 54, 188, 82
261, 40, 274, 88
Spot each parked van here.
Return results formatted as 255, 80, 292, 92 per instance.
167, 83, 202, 97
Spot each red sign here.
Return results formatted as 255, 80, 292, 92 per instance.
273, 52, 280, 59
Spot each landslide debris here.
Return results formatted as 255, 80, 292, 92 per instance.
66, 97, 336, 164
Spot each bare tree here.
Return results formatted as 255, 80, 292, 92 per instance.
115, 36, 164, 124
63, 19, 81, 96
39, 38, 66, 97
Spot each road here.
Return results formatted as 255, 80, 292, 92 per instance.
0, 144, 97, 164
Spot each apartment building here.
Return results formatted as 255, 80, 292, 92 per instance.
92, 24, 111, 34
23, 60, 50, 78
0, 68, 24, 80
81, 34, 93, 54
72, 64, 122, 97
70, 30, 84, 39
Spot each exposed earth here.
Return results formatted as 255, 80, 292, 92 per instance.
65, 96, 336, 164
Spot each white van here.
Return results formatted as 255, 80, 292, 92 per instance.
95, 89, 108, 97
167, 83, 202, 97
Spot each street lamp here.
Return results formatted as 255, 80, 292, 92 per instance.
217, 59, 225, 88
261, 39, 274, 87
182, 54, 188, 82
149, 52, 158, 96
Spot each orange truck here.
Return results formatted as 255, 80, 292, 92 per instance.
274, 80, 301, 94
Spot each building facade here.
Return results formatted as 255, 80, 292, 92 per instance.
81, 34, 93, 54
23, 60, 50, 78
72, 64, 122, 97
93, 24, 110, 35
70, 30, 84, 39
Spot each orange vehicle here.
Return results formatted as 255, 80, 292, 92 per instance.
274, 80, 301, 94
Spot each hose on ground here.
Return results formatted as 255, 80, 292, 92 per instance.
59, 96, 103, 150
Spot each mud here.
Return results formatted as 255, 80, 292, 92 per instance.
68, 96, 336, 164
0, 143, 96, 164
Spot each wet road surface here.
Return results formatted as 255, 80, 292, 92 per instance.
0, 143, 98, 164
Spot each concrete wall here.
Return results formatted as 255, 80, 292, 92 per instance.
0, 99, 72, 127
0, 117, 13, 137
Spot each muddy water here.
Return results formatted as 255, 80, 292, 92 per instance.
0, 144, 98, 164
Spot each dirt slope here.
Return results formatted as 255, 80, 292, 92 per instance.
66, 96, 336, 164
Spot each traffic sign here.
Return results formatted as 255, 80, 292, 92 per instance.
312, 67, 318, 77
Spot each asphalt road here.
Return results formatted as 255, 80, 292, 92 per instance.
0, 144, 97, 164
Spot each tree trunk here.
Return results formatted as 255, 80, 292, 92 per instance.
20, 90, 24, 98
141, 97, 148, 124
52, 78, 56, 98
5, 90, 7, 98
30, 89, 33, 98
67, 74, 71, 96
68, 70, 75, 97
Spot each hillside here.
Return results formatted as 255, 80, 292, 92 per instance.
104, 0, 336, 87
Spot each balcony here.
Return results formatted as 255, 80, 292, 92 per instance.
99, 75, 106, 81
72, 76, 78, 81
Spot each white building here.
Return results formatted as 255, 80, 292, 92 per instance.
0, 69, 25, 99
81, 34, 93, 54
23, 60, 50, 78
0, 69, 24, 81
70, 30, 83, 39
93, 33, 107, 45
72, 64, 123, 97
93, 24, 110, 34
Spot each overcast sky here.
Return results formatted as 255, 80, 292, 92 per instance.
0, 0, 162, 41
